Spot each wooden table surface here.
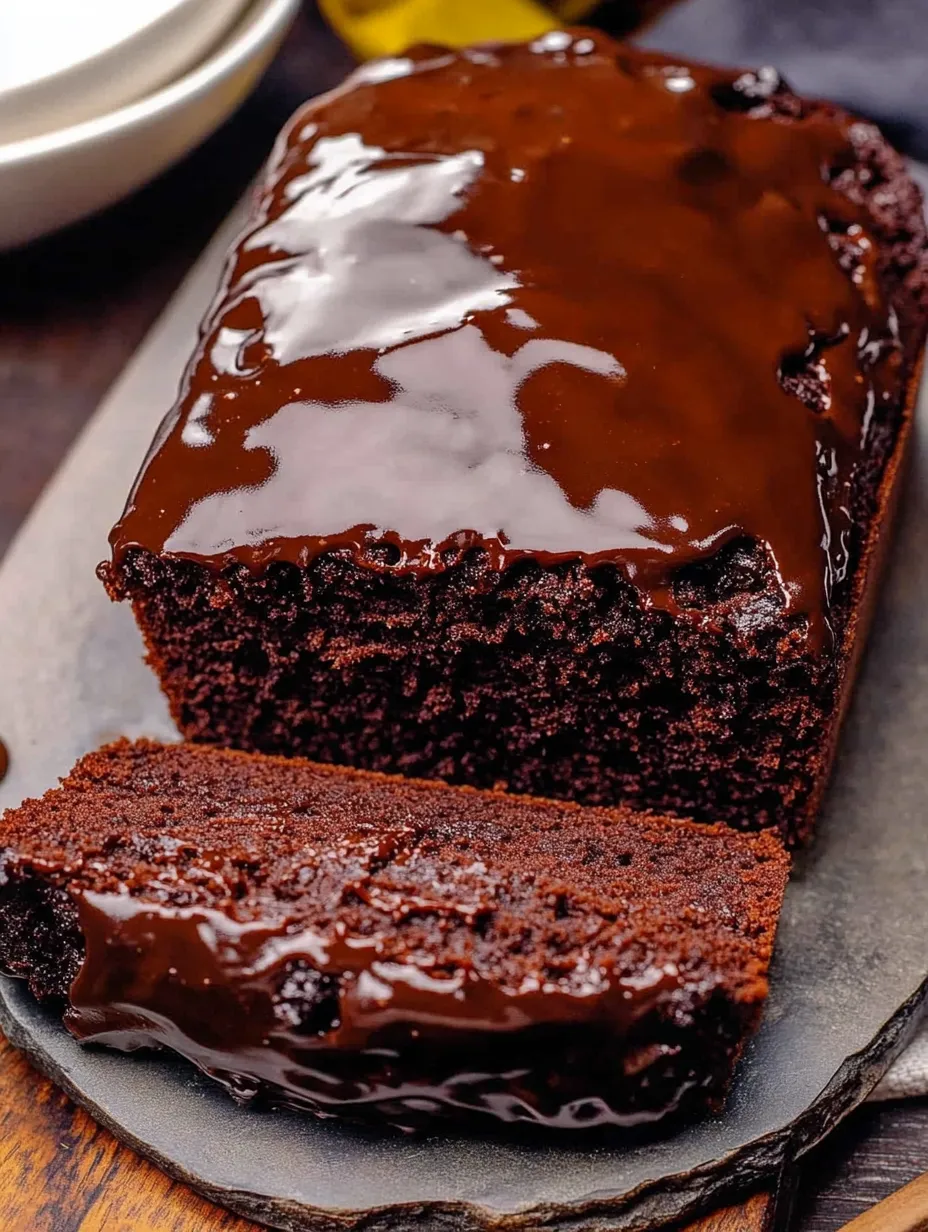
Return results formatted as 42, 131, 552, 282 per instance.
0, 7, 926, 1230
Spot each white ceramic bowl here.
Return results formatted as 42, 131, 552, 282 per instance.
0, 0, 301, 251
0, 0, 252, 144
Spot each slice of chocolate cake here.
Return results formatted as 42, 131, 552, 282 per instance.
99, 30, 928, 842
0, 739, 788, 1133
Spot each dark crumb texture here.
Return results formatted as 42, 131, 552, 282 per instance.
0, 740, 788, 1133
100, 40, 928, 844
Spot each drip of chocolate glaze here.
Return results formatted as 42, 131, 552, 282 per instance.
108, 30, 900, 647
66, 887, 690, 1130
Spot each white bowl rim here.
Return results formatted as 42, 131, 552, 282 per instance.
0, 0, 237, 98
0, 0, 301, 170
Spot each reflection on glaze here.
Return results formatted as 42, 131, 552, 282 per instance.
169, 326, 658, 559
67, 890, 686, 1130
111, 30, 902, 643
232, 138, 517, 363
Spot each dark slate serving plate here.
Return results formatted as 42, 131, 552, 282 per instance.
0, 188, 927, 1230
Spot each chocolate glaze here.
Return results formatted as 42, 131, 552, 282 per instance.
0, 740, 7, 785
108, 30, 903, 646
67, 888, 690, 1129
0, 740, 789, 1132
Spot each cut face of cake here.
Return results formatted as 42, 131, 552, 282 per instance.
100, 29, 928, 839
0, 740, 789, 1132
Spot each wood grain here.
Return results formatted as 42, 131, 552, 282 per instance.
0, 1032, 252, 1231
0, 4, 924, 1230
684, 1192, 773, 1230
838, 1170, 928, 1232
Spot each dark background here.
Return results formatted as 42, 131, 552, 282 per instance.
0, 4, 926, 1227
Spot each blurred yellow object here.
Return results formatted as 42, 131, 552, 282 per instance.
319, 0, 599, 60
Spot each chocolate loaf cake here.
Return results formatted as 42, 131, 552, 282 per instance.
0, 739, 788, 1132
100, 30, 928, 840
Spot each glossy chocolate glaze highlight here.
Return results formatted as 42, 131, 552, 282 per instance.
0, 740, 788, 1132
109, 31, 903, 644
67, 888, 690, 1129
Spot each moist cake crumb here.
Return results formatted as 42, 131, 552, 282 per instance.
0, 739, 789, 1132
